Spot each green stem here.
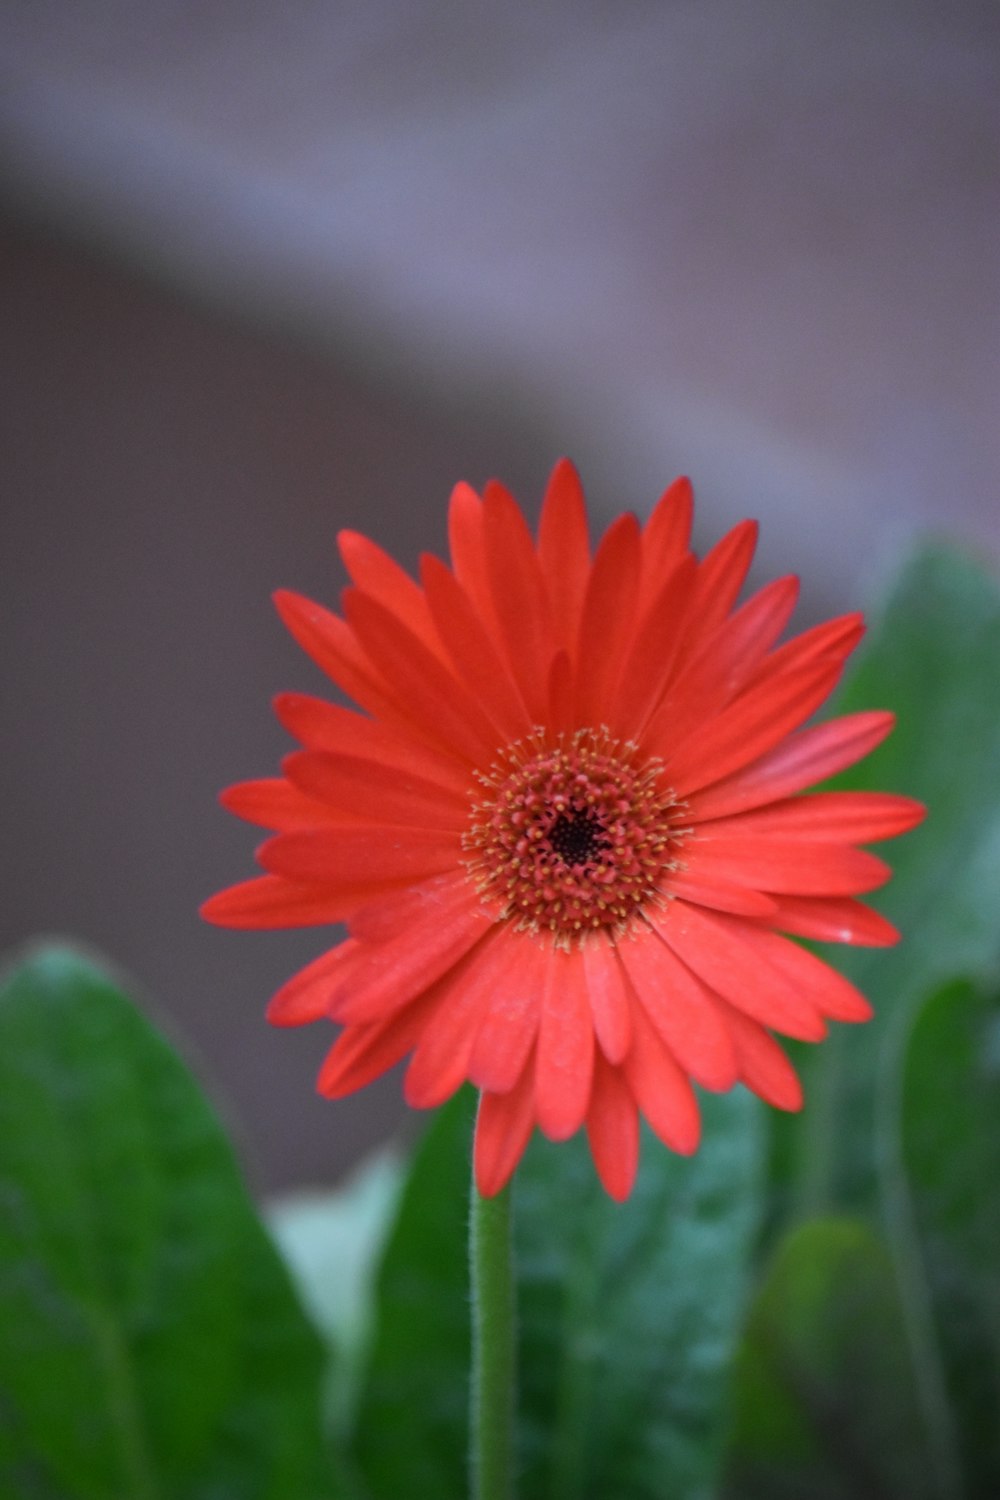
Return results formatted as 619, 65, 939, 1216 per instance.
469, 1124, 517, 1500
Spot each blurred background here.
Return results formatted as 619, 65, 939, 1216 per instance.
1, 0, 997, 1195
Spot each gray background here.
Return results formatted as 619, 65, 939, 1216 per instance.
2, 0, 997, 1194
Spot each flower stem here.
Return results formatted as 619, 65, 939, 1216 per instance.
469, 1144, 517, 1500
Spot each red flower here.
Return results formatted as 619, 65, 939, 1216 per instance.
202, 462, 923, 1200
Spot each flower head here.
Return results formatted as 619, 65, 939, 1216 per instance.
202, 462, 923, 1199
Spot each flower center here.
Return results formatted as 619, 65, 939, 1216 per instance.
463, 728, 687, 945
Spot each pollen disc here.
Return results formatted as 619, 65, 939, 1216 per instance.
463, 728, 687, 944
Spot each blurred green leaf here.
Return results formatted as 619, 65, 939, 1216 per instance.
725, 1218, 934, 1500
353, 1087, 764, 1500
897, 977, 1000, 1499
0, 944, 332, 1500
350, 1088, 475, 1500
774, 546, 1000, 1220
267, 1150, 404, 1439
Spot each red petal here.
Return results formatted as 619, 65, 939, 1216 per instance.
200, 875, 355, 929
483, 480, 556, 719
220, 777, 332, 831
273, 590, 420, 738
664, 656, 849, 798
622, 1000, 701, 1153
572, 512, 641, 725
746, 612, 864, 694
403, 931, 510, 1107
331, 878, 493, 1024
344, 589, 502, 763
258, 824, 459, 886
698, 791, 926, 845
638, 476, 693, 614
447, 481, 496, 629
618, 925, 739, 1089
668, 869, 779, 917
685, 836, 892, 896
608, 554, 697, 733
653, 903, 827, 1041
467, 937, 544, 1093
421, 554, 533, 741
283, 750, 466, 828
535, 948, 595, 1141
537, 458, 590, 651
266, 941, 358, 1026
273, 693, 468, 793
646, 575, 799, 749
474, 1063, 536, 1197
580, 937, 633, 1063
545, 648, 575, 734
317, 992, 437, 1098
687, 711, 897, 821
681, 518, 758, 650
720, 1004, 804, 1110
338, 529, 440, 656
732, 925, 873, 1022
586, 1053, 640, 1201
761, 894, 900, 947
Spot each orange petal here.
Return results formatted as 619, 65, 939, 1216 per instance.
258, 824, 459, 886
761, 894, 900, 947
338, 529, 440, 655
421, 553, 533, 741
344, 588, 502, 764
266, 940, 359, 1026
664, 656, 849, 797
200, 874, 355, 929
638, 476, 693, 614
483, 480, 556, 720
720, 1003, 804, 1110
687, 711, 897, 821
608, 553, 697, 733
580, 937, 633, 1063
273, 692, 468, 792
317, 992, 437, 1098
684, 836, 892, 896
572, 512, 641, 725
697, 791, 926, 845
537, 458, 590, 651
467, 938, 544, 1093
646, 575, 799, 749
622, 1001, 701, 1153
474, 1063, 537, 1196
219, 777, 333, 831
535, 948, 595, 1141
653, 903, 828, 1041
618, 926, 738, 1090
586, 1053, 640, 1201
283, 750, 467, 828
403, 931, 511, 1108
331, 879, 493, 1024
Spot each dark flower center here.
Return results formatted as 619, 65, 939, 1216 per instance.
549, 809, 608, 866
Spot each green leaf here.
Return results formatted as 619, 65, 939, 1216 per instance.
725, 1218, 934, 1500
353, 1086, 765, 1500
267, 1150, 404, 1439
774, 546, 1000, 1220
0, 944, 332, 1500
897, 977, 1000, 1498
516, 1089, 764, 1500
350, 1088, 475, 1500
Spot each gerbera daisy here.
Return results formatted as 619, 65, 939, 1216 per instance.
202, 461, 923, 1200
